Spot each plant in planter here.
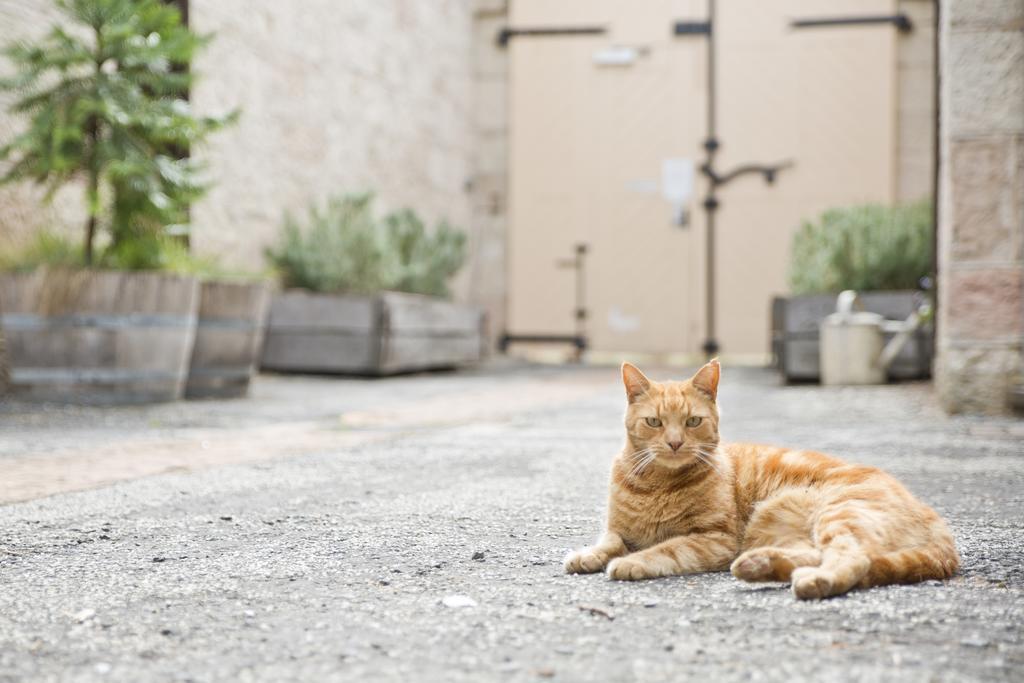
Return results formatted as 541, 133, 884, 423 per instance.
0, 0, 250, 403
262, 193, 484, 375
773, 201, 933, 381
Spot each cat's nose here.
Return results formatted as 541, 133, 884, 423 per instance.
668, 441, 683, 452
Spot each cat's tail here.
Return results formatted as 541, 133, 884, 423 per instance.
865, 537, 959, 586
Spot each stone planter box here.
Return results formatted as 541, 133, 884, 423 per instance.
260, 290, 485, 375
771, 290, 933, 382
0, 270, 199, 404
185, 281, 270, 399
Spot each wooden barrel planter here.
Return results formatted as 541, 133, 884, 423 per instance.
261, 290, 485, 375
0, 270, 199, 404
0, 328, 8, 396
185, 280, 270, 399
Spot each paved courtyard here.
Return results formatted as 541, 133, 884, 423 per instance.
0, 363, 1022, 682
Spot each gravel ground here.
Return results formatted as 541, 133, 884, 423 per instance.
1, 364, 1022, 682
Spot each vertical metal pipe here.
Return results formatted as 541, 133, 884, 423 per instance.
702, 0, 720, 358
930, 0, 940, 347
707, 0, 716, 140
574, 243, 587, 362
705, 203, 716, 357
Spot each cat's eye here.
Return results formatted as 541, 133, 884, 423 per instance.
645, 417, 662, 428
686, 416, 703, 428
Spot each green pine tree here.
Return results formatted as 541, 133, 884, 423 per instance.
0, 0, 236, 268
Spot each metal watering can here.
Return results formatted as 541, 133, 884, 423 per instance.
819, 290, 929, 386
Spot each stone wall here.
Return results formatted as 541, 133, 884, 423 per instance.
467, 0, 509, 340
188, 0, 475, 280
935, 0, 1024, 414
0, 1, 85, 252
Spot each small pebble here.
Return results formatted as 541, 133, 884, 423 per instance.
961, 635, 990, 648
72, 608, 95, 623
442, 595, 477, 608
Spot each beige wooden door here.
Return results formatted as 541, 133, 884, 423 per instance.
507, 0, 897, 359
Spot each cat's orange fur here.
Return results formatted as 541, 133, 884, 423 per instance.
565, 360, 959, 599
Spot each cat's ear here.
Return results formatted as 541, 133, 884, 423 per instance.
621, 362, 651, 403
691, 358, 720, 401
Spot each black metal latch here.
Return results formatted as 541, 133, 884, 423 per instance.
791, 14, 913, 32
497, 26, 606, 47
673, 21, 711, 35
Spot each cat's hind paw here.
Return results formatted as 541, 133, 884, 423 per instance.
564, 548, 607, 574
731, 551, 774, 582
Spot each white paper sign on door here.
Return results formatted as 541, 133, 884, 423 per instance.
662, 158, 695, 227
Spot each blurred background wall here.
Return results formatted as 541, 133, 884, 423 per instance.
0, 1, 935, 362
6, 0, 1020, 414
0, 0, 510, 335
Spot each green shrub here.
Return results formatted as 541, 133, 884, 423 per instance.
381, 209, 467, 298
266, 194, 467, 298
788, 201, 932, 295
0, 231, 84, 272
266, 194, 387, 294
0, 229, 226, 277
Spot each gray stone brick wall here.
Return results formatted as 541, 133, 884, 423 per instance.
935, 0, 1024, 414
466, 0, 508, 342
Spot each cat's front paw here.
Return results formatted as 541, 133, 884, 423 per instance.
791, 567, 836, 600
564, 548, 608, 574
606, 556, 655, 581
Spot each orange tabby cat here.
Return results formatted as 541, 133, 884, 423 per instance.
565, 360, 959, 599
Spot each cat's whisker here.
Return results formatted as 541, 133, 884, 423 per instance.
626, 449, 658, 480
628, 447, 654, 462
627, 446, 647, 459
628, 453, 653, 478
691, 448, 726, 477
695, 457, 724, 478
626, 450, 650, 471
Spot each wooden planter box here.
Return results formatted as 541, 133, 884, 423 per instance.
260, 290, 485, 375
0, 329, 8, 395
0, 270, 199, 404
771, 291, 933, 382
185, 281, 270, 399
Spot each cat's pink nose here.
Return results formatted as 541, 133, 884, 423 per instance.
668, 441, 683, 452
